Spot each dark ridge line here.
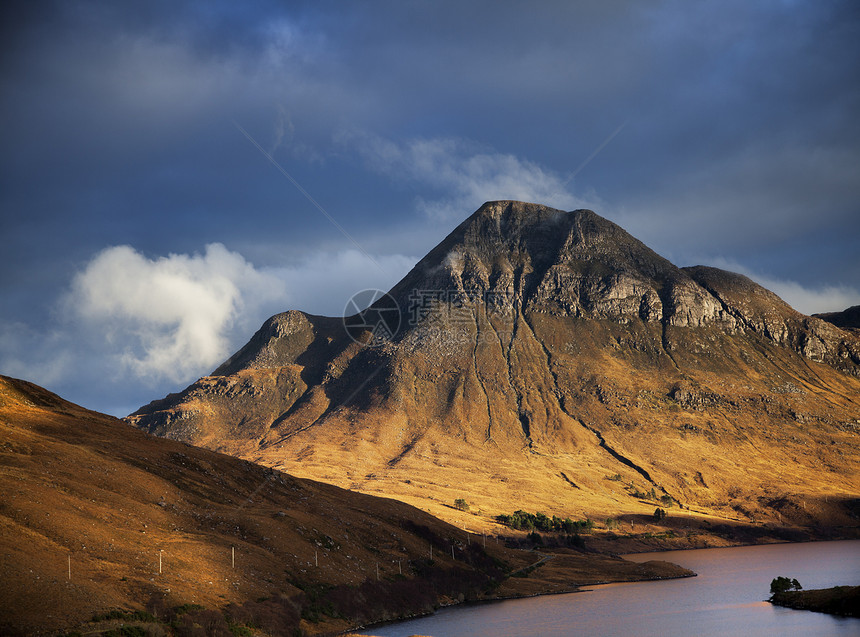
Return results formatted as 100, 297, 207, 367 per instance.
472, 309, 496, 444
387, 435, 421, 468
578, 420, 656, 485
655, 285, 681, 372
560, 472, 581, 489
507, 301, 532, 447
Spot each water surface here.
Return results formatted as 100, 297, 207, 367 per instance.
357, 540, 860, 637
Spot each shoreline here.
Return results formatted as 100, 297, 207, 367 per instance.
344, 575, 695, 637
336, 551, 697, 636
617, 535, 854, 556
338, 538, 860, 637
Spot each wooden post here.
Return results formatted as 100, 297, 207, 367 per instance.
159, 550, 162, 574
451, 545, 455, 560
68, 554, 71, 580
232, 546, 235, 569
376, 563, 379, 581
399, 560, 402, 575
430, 544, 432, 560
315, 550, 318, 567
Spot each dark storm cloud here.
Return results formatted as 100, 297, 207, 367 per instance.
1, 1, 858, 414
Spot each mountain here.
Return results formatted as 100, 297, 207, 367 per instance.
128, 201, 860, 537
815, 305, 860, 332
2, 374, 697, 635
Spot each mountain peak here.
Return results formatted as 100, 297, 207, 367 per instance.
127, 201, 860, 537
388, 201, 718, 330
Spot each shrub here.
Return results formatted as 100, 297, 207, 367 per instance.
496, 510, 594, 534
770, 576, 802, 595
228, 623, 253, 637
454, 498, 470, 512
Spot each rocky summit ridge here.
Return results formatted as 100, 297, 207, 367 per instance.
128, 202, 860, 537
387, 201, 857, 369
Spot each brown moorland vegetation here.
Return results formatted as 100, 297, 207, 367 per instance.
0, 375, 693, 636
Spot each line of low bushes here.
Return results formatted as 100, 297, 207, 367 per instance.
496, 510, 594, 534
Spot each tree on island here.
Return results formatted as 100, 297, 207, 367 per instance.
770, 576, 803, 596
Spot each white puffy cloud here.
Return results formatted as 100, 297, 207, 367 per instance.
62, 244, 416, 384
0, 243, 416, 416
65, 243, 288, 382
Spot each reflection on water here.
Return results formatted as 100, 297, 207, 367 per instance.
357, 540, 860, 637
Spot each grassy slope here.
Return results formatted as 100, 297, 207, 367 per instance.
0, 375, 691, 636
237, 310, 860, 551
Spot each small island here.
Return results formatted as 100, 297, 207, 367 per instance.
769, 579, 860, 618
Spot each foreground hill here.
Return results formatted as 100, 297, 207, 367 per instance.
129, 201, 860, 538
0, 375, 691, 635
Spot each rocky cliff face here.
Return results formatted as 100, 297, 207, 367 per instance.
128, 202, 860, 532
389, 202, 858, 369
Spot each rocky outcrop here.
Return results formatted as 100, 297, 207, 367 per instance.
686, 266, 860, 374
384, 202, 858, 370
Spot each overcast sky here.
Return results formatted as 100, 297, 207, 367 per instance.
2, 0, 859, 416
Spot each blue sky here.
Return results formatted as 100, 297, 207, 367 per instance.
2, 0, 859, 416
